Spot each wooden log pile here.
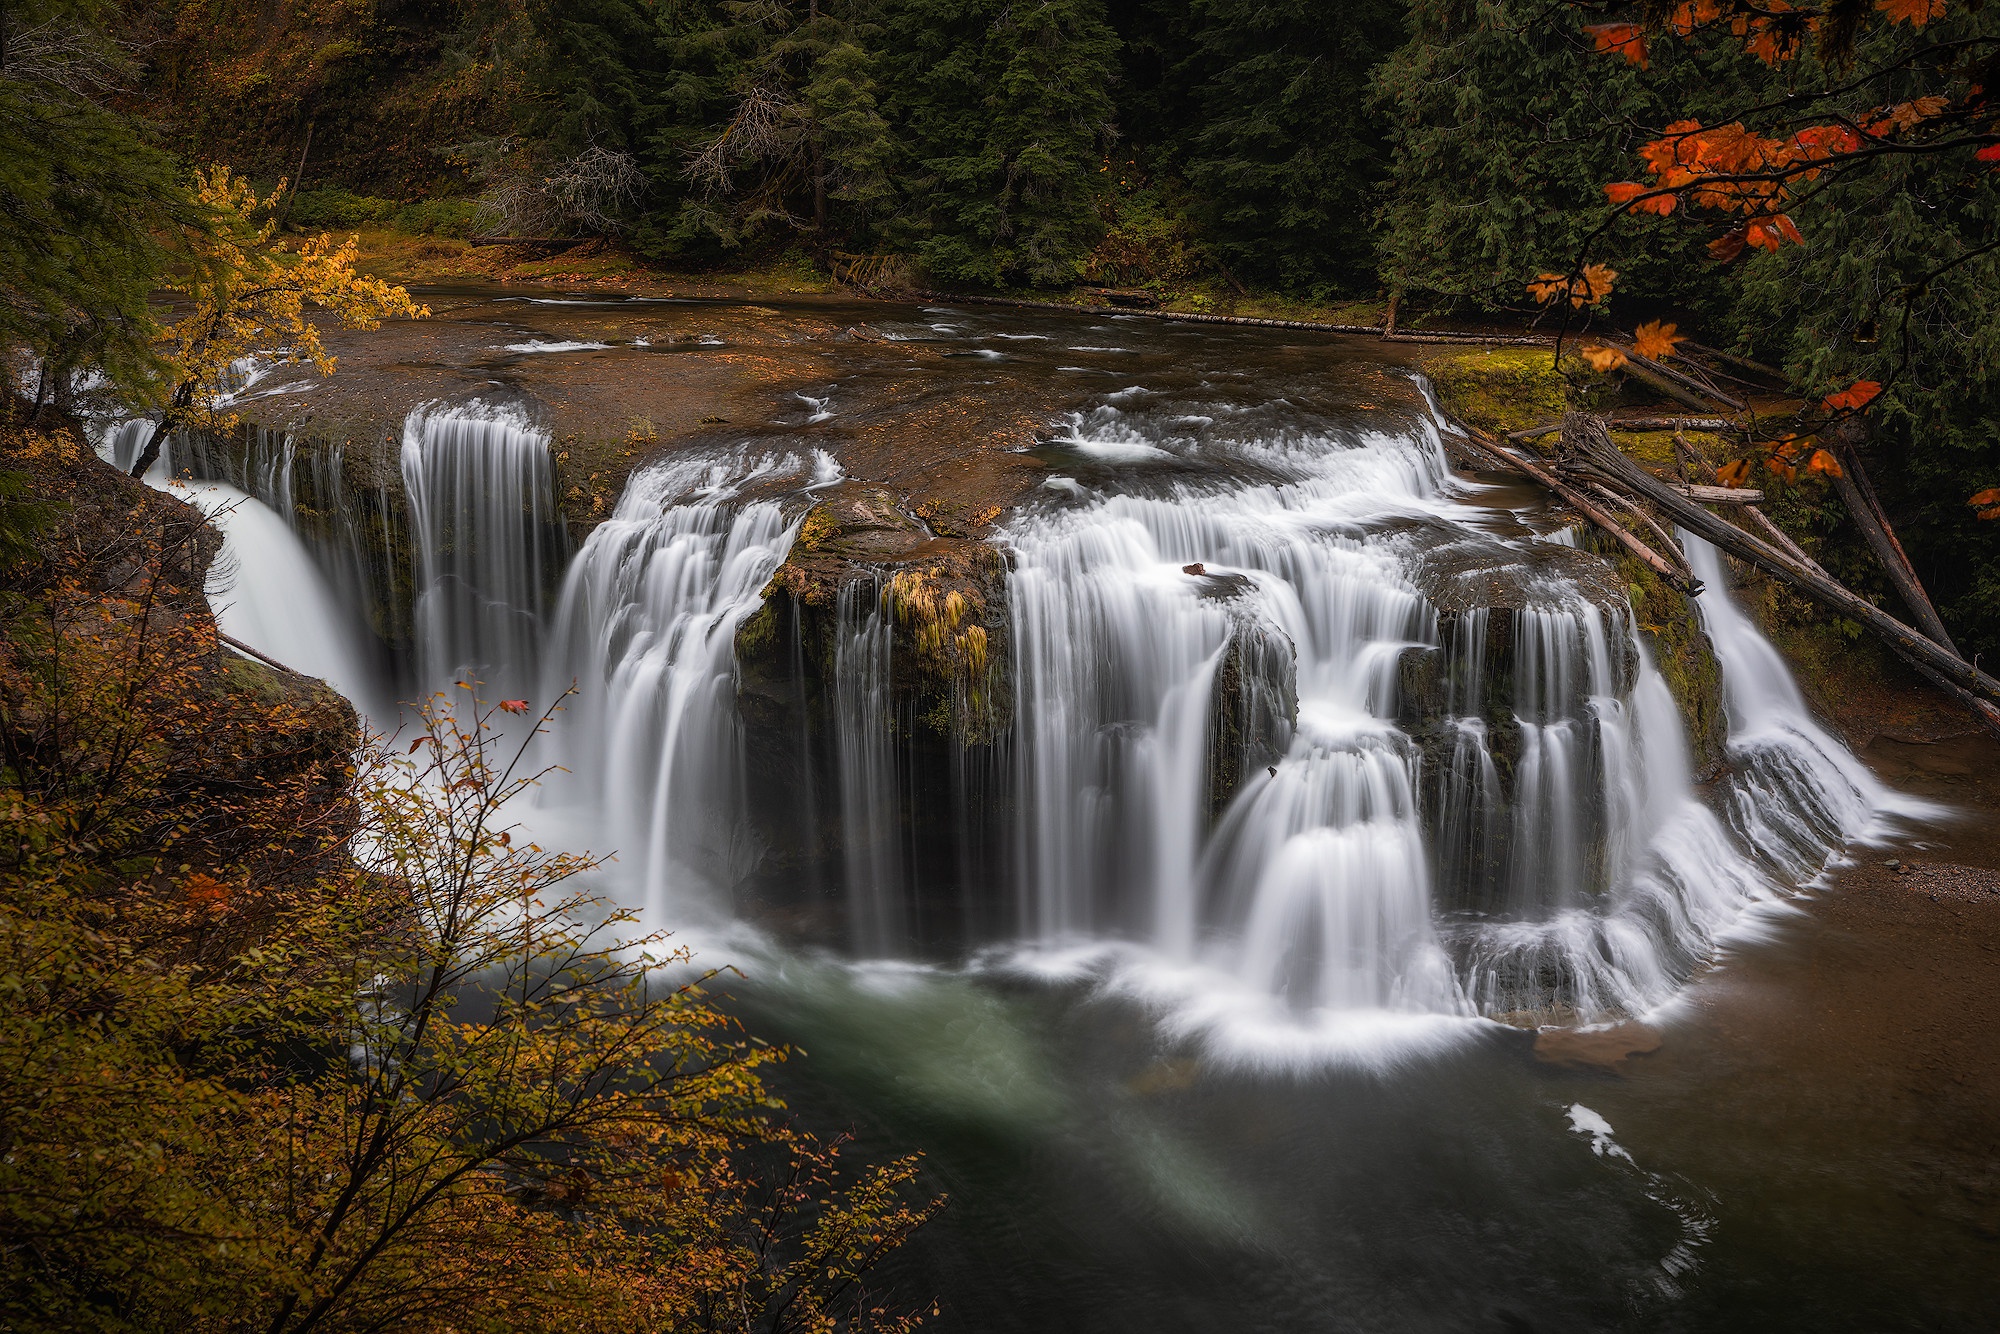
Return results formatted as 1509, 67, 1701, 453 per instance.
1466, 404, 2000, 735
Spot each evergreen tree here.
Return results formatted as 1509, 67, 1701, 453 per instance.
676, 0, 900, 250
1, 0, 204, 412
1371, 0, 1756, 317
1175, 0, 1405, 295
882, 0, 1119, 286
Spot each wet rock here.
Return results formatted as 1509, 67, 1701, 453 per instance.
1532, 1022, 1663, 1073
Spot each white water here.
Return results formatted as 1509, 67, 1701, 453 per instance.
401, 402, 564, 702
537, 450, 830, 919
993, 393, 1937, 1060
98, 348, 1943, 1066
1685, 534, 1943, 874
90, 421, 383, 715
181, 482, 379, 711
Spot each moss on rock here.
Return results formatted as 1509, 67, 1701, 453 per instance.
1418, 346, 1571, 436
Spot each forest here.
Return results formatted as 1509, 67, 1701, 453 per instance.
5, 0, 2000, 1329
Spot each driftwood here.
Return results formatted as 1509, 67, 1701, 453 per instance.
1628, 351, 1746, 412
1557, 413, 2000, 712
1511, 416, 1734, 441
1456, 425, 1693, 590
1740, 504, 1828, 575
219, 631, 305, 679
1583, 478, 1692, 578
1618, 359, 1728, 415
1674, 483, 1762, 503
907, 291, 1555, 344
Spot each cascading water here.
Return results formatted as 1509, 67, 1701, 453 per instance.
1003, 407, 1471, 1040
835, 576, 909, 955
96, 310, 1944, 1065
538, 449, 834, 920
402, 402, 566, 701
1685, 533, 1943, 873
992, 387, 1933, 1055
181, 482, 381, 713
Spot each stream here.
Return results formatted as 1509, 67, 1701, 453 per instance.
100, 293, 1997, 1331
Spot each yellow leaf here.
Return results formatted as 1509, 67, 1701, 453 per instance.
1581, 343, 1628, 373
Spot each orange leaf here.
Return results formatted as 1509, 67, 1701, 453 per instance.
1605, 181, 1649, 205
1976, 144, 2000, 164
1822, 380, 1882, 411
1631, 320, 1684, 361
1526, 272, 1570, 305
1805, 448, 1844, 477
498, 699, 531, 715
1671, 0, 1722, 34
1585, 23, 1650, 67
1968, 488, 2000, 507
1874, 0, 1945, 27
1716, 458, 1753, 487
1581, 343, 1629, 373
1578, 262, 1619, 305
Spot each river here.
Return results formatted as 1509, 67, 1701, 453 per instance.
103, 291, 2000, 1331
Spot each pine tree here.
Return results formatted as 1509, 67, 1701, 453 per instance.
1173, 0, 1405, 295
1, 0, 204, 412
882, 0, 1119, 286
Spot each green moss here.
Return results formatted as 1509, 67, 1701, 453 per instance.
734, 597, 779, 663
1418, 346, 1571, 435
218, 652, 288, 705
793, 503, 839, 553
1610, 547, 1728, 776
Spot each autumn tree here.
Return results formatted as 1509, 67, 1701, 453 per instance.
1524, 0, 2000, 658
0, 514, 945, 1333
123, 166, 426, 479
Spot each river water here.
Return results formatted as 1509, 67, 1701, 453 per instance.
103, 294, 1997, 1330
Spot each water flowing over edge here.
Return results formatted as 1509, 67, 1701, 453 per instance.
90, 378, 1945, 1071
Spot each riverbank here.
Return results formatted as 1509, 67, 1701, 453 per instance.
1570, 727, 2000, 1329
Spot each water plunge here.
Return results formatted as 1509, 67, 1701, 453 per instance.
129, 350, 1939, 1059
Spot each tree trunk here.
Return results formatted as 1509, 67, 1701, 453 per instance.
1457, 426, 1692, 590
1826, 423, 1959, 655
1558, 413, 2000, 710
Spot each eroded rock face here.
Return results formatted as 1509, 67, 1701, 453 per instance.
731, 489, 1014, 943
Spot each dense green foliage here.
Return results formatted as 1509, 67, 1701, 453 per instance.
0, 0, 204, 409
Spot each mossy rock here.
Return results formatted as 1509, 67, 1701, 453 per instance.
1596, 540, 1729, 779
1418, 346, 1570, 436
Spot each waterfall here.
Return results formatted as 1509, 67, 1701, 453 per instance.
1685, 534, 1942, 874
836, 577, 908, 954
401, 402, 565, 701
85, 333, 1945, 1062
91, 419, 387, 717
539, 450, 827, 919
182, 482, 380, 713
1004, 409, 1469, 1030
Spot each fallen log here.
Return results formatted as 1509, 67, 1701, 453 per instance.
1826, 425, 1960, 655
1583, 479, 1692, 577
1511, 417, 1736, 442
1628, 351, 1746, 412
1675, 483, 1762, 503
1558, 413, 2000, 712
907, 290, 1555, 343
1456, 425, 1693, 590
